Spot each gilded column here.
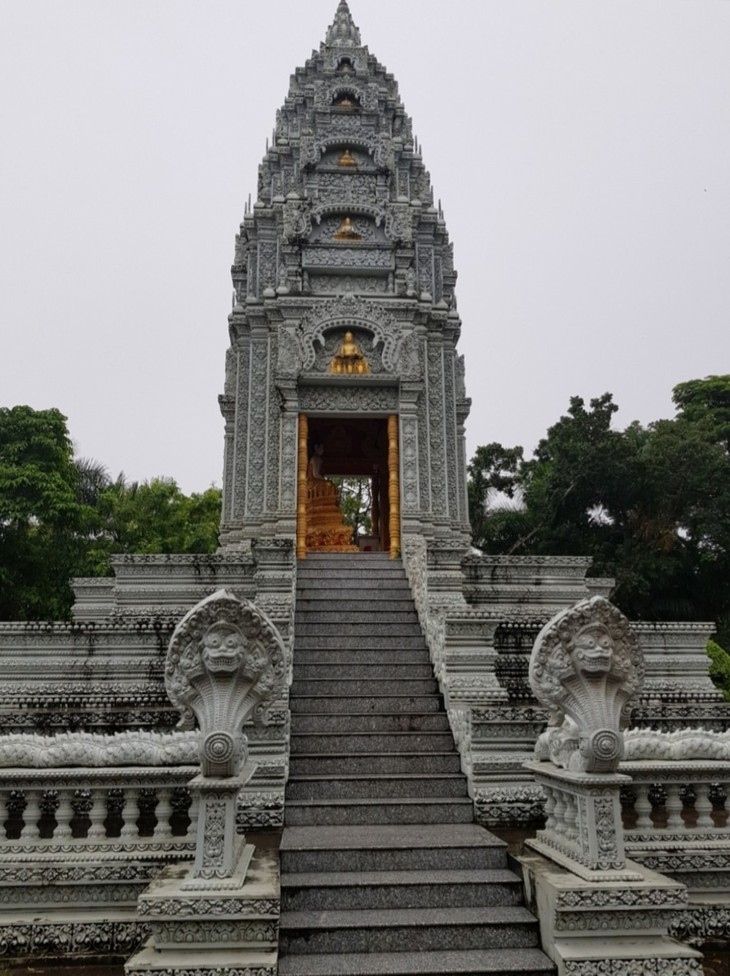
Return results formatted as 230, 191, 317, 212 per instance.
387, 414, 400, 559
296, 414, 309, 559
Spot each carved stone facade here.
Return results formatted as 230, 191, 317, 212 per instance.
219, 2, 470, 553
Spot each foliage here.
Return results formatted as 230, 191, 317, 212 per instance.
333, 476, 372, 542
468, 378, 730, 643
0, 406, 83, 619
0, 406, 221, 620
707, 640, 730, 701
84, 476, 221, 575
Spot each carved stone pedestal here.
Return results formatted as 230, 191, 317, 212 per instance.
518, 850, 702, 976
125, 843, 279, 976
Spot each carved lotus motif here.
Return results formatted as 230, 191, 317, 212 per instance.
529, 596, 643, 773
165, 590, 285, 777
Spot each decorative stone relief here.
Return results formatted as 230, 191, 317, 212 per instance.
0, 731, 198, 767
297, 294, 400, 372
530, 597, 643, 773
310, 274, 388, 295
298, 385, 397, 414
282, 197, 313, 241
165, 590, 285, 777
624, 726, 730, 760
303, 246, 392, 270
384, 203, 413, 242
395, 331, 421, 381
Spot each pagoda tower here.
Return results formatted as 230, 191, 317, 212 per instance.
219, 1, 471, 558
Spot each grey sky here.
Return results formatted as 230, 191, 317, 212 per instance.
1, 0, 728, 493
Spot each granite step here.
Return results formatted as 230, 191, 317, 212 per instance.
294, 635, 428, 650
280, 824, 508, 873
279, 905, 539, 954
286, 772, 468, 800
290, 731, 454, 753
289, 751, 461, 776
290, 679, 438, 697
292, 648, 430, 665
293, 663, 434, 680
289, 712, 451, 733
297, 578, 412, 591
295, 610, 419, 624
281, 868, 522, 911
297, 568, 407, 581
289, 694, 443, 714
277, 948, 555, 976
296, 596, 415, 609
284, 797, 475, 826
295, 622, 424, 637
283, 558, 555, 976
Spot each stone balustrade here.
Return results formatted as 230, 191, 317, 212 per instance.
0, 766, 198, 856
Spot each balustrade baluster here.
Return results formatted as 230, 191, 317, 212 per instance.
54, 789, 75, 841
20, 790, 42, 841
0, 791, 8, 842
564, 793, 578, 845
665, 783, 684, 831
187, 791, 200, 843
87, 789, 108, 839
634, 784, 652, 830
552, 789, 566, 838
120, 789, 141, 840
716, 781, 730, 828
694, 782, 714, 830
153, 788, 173, 840
543, 785, 556, 833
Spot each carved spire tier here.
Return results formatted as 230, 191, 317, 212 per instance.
220, 3, 472, 553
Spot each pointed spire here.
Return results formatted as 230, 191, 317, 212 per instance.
325, 1, 361, 47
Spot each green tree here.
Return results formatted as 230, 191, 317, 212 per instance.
333, 476, 372, 542
84, 477, 221, 576
468, 382, 730, 643
673, 374, 730, 451
0, 406, 84, 619
0, 405, 222, 619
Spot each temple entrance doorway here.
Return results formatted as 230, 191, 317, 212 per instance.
296, 414, 400, 559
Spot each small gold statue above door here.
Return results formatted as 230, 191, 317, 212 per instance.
329, 331, 369, 375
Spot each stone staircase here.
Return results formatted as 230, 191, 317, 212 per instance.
278, 553, 555, 976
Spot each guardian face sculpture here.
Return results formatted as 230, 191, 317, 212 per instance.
529, 596, 644, 773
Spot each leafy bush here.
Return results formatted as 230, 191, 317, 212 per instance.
707, 640, 730, 701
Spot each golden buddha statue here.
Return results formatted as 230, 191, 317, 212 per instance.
334, 216, 362, 241
329, 331, 369, 375
338, 148, 358, 168
335, 94, 354, 108
305, 442, 358, 553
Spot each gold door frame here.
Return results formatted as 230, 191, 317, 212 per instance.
296, 412, 400, 559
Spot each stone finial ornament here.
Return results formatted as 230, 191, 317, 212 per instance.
326, 0, 361, 47
529, 596, 643, 773
165, 589, 285, 777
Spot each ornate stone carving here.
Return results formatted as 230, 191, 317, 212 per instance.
624, 726, 730, 760
298, 385, 397, 414
530, 597, 643, 773
166, 591, 285, 775
0, 731, 198, 767
282, 196, 313, 241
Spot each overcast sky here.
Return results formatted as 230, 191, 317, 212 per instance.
2, 0, 729, 493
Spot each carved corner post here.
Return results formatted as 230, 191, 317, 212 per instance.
387, 414, 400, 559
164, 589, 286, 883
126, 590, 286, 974
519, 596, 702, 975
296, 413, 309, 559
